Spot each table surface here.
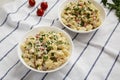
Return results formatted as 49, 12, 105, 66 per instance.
0, 0, 14, 6
0, 0, 120, 80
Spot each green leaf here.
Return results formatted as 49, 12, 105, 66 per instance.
112, 0, 120, 6
43, 55, 48, 60
107, 3, 117, 9
101, 0, 120, 20
116, 8, 120, 21
56, 41, 63, 44
102, 0, 107, 6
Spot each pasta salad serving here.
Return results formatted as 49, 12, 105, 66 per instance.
61, 0, 101, 31
20, 30, 71, 71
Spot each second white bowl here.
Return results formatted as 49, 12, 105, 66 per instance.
59, 0, 106, 33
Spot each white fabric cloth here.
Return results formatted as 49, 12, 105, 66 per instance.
0, 0, 120, 80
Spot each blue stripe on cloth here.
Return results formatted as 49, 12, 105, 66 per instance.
84, 21, 120, 80
62, 30, 98, 80
0, 0, 60, 79
0, 0, 112, 79
105, 51, 120, 80
0, 0, 44, 45
0, 60, 20, 80
30, 17, 42, 29
0, 43, 18, 61
0, 21, 20, 43
107, 9, 112, 16
0, 0, 59, 44
41, 73, 48, 80
24, 3, 40, 21
24, 0, 45, 21
62, 27, 66, 29
50, 19, 55, 26
72, 33, 79, 40
0, 2, 46, 64
0, 1, 27, 27
30, 0, 60, 29
21, 70, 31, 80
0, 0, 42, 61
0, 2, 41, 43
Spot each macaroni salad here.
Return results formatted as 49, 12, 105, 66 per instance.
21, 31, 70, 71
61, 0, 101, 31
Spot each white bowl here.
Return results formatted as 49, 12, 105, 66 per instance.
18, 26, 74, 73
58, 0, 106, 33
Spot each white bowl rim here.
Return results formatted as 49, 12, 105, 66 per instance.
58, 0, 106, 33
18, 26, 74, 73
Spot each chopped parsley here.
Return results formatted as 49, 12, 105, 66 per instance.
28, 42, 32, 47
39, 37, 43, 42
65, 7, 70, 11
80, 20, 85, 26
47, 46, 53, 52
43, 55, 48, 60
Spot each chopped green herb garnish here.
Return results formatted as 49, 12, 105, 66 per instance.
43, 55, 48, 60
49, 31, 55, 34
36, 64, 40, 68
35, 49, 39, 53
88, 7, 92, 11
73, 7, 79, 11
56, 41, 63, 44
65, 7, 70, 11
64, 42, 69, 45
47, 46, 53, 52
80, 20, 84, 26
53, 35, 58, 40
39, 37, 43, 42
28, 42, 32, 47
46, 41, 51, 45
30, 37, 35, 40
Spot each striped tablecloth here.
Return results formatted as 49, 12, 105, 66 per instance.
0, 0, 120, 80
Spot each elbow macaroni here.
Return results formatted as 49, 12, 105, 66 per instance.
61, 0, 101, 31
21, 31, 70, 71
